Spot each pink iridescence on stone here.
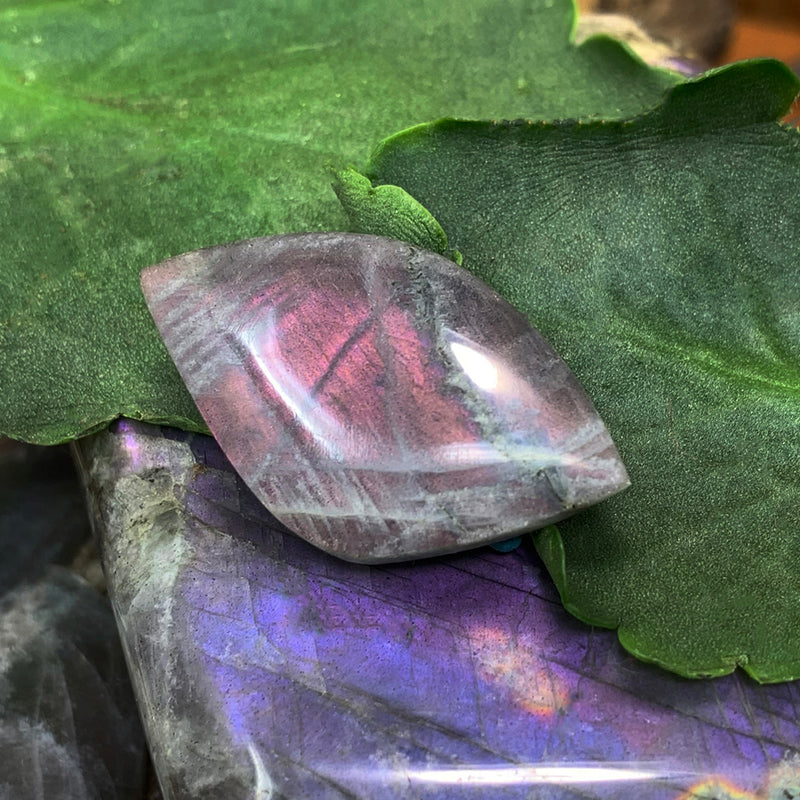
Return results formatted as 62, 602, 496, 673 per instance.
141, 233, 629, 563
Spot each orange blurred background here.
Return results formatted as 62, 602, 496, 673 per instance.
577, 0, 800, 122
722, 0, 800, 67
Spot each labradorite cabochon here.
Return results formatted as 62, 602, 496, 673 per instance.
141, 233, 629, 562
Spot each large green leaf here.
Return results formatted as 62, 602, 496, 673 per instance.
0, 0, 678, 444
341, 60, 800, 682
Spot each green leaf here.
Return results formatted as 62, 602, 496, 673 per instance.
0, 0, 678, 444
332, 167, 451, 258
349, 60, 800, 682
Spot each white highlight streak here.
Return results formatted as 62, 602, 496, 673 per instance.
450, 340, 499, 391
247, 741, 274, 799
407, 764, 668, 786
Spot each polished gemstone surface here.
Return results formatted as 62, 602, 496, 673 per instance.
73, 420, 800, 800
142, 233, 629, 562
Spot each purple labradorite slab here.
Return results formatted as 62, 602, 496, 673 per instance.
141, 233, 629, 563
74, 421, 800, 800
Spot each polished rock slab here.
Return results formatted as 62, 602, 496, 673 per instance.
141, 234, 629, 562
75, 420, 800, 800
0, 440, 92, 594
0, 566, 147, 800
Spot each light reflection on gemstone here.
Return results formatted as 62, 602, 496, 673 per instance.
141, 233, 629, 563
449, 338, 499, 391
399, 764, 684, 787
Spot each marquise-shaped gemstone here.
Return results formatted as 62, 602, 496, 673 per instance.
141, 233, 629, 563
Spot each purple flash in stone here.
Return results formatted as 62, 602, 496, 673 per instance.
141, 233, 629, 563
